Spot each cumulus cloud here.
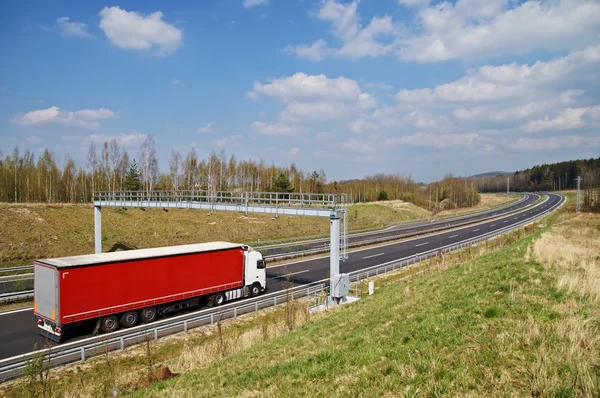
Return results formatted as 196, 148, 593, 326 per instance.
287, 0, 398, 61
288, 0, 600, 63
11, 106, 116, 128
57, 17, 94, 38
289, 147, 300, 155
284, 39, 330, 62
249, 72, 362, 103
397, 46, 600, 104
99, 6, 182, 56
520, 107, 595, 132
197, 122, 215, 134
399, 0, 600, 62
249, 72, 378, 125
243, 0, 268, 8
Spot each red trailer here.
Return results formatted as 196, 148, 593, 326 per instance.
34, 242, 266, 341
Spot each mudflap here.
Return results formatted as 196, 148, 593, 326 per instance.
37, 327, 62, 343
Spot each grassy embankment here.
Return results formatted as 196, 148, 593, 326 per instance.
0, 194, 512, 268
3, 192, 597, 396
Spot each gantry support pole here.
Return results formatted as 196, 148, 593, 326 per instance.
329, 211, 341, 295
94, 205, 102, 254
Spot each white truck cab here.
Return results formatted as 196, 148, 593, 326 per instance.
243, 246, 267, 296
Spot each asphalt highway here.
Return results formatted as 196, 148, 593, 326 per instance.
0, 193, 558, 361
261, 193, 538, 257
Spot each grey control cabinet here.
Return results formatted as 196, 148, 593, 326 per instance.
331, 273, 349, 298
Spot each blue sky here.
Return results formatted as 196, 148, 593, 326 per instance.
1, 0, 599, 182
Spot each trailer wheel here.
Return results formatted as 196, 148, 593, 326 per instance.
120, 311, 139, 328
100, 315, 119, 333
250, 283, 261, 297
140, 307, 158, 323
212, 292, 226, 307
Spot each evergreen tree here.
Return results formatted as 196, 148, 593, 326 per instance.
274, 172, 293, 198
123, 159, 142, 191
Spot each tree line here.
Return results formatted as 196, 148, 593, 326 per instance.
0, 136, 480, 210
474, 157, 600, 211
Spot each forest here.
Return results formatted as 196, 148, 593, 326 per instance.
0, 135, 480, 211
474, 157, 600, 211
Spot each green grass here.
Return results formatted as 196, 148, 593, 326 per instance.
130, 207, 599, 397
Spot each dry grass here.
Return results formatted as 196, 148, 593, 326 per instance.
434, 193, 516, 218
528, 213, 600, 303
0, 202, 417, 267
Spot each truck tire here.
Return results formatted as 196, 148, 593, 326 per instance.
100, 315, 119, 333
120, 311, 139, 328
212, 292, 225, 307
250, 283, 261, 297
140, 307, 158, 323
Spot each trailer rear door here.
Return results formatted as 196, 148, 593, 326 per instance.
34, 263, 58, 323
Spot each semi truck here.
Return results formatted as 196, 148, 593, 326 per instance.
34, 242, 267, 341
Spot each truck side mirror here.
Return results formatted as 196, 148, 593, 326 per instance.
257, 259, 266, 269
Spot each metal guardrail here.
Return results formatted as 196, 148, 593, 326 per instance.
0, 266, 34, 274
0, 283, 326, 381
0, 194, 564, 382
0, 291, 34, 304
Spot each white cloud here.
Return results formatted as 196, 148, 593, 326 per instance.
289, 147, 300, 155
396, 46, 600, 104
287, 0, 399, 61
243, 0, 268, 8
214, 134, 243, 147
172, 79, 185, 87
399, 0, 600, 62
88, 132, 147, 147
520, 107, 594, 132
280, 101, 349, 123
284, 39, 329, 62
99, 6, 182, 56
11, 106, 116, 128
512, 135, 600, 151
250, 121, 306, 136
197, 122, 216, 134
386, 132, 484, 149
250, 72, 362, 103
342, 139, 370, 151
57, 17, 93, 38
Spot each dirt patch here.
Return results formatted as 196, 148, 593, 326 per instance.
7, 208, 45, 222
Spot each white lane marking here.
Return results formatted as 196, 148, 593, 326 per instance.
363, 253, 385, 260
472, 229, 480, 232
490, 224, 496, 227
415, 242, 429, 247
503, 221, 508, 223
272, 270, 309, 279
449, 234, 459, 238
0, 307, 33, 316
